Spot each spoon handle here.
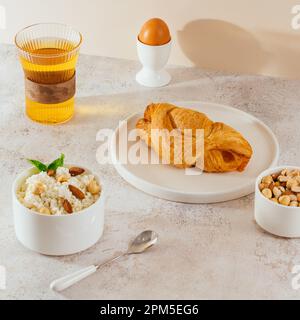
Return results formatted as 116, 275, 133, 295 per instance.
50, 265, 97, 292
96, 253, 126, 269
50, 254, 127, 292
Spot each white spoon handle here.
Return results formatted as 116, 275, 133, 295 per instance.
50, 265, 97, 292
50, 254, 127, 292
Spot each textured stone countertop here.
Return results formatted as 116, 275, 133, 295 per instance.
1, 44, 300, 300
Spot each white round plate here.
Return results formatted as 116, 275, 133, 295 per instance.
111, 101, 279, 203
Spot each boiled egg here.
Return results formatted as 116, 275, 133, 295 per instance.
138, 18, 171, 46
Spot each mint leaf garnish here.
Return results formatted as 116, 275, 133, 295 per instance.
27, 159, 48, 172
47, 154, 65, 171
27, 154, 65, 173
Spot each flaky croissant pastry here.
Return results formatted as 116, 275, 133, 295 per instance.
136, 103, 253, 172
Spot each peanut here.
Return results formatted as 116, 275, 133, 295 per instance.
278, 175, 288, 182
287, 179, 297, 190
259, 183, 266, 191
262, 188, 272, 199
289, 194, 297, 202
269, 182, 275, 191
288, 170, 300, 178
262, 175, 273, 186
271, 172, 281, 180
292, 185, 300, 193
278, 186, 286, 193
279, 195, 291, 206
273, 187, 282, 199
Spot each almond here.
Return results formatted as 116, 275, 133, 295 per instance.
47, 169, 56, 177
63, 199, 73, 214
69, 167, 85, 177
69, 185, 85, 200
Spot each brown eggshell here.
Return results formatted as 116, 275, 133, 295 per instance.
139, 18, 171, 46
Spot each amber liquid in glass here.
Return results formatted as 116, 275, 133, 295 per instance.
20, 38, 79, 124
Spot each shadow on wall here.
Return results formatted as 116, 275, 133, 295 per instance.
258, 30, 300, 78
177, 19, 300, 78
177, 19, 268, 75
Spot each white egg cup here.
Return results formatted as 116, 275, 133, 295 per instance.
136, 38, 172, 88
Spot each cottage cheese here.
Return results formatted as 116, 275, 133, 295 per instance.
17, 167, 101, 215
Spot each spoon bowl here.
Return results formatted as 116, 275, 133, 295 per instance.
128, 230, 158, 254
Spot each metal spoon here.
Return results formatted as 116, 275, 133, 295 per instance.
50, 230, 158, 292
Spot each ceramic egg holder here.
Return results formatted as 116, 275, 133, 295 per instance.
136, 38, 172, 88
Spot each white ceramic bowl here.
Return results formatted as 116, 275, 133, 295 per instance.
136, 38, 172, 87
12, 165, 105, 256
255, 166, 300, 238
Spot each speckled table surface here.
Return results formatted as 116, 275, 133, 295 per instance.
1, 44, 300, 300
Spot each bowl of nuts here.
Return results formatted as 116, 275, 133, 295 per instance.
255, 166, 300, 238
12, 154, 105, 255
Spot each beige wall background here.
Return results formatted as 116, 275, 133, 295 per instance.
1, 0, 300, 78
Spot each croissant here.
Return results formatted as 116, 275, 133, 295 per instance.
136, 103, 253, 172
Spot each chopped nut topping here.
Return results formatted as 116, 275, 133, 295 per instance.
87, 179, 101, 195
33, 182, 46, 196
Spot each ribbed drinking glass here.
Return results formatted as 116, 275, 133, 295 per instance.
15, 23, 82, 124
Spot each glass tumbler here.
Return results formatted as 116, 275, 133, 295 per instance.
15, 23, 82, 124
